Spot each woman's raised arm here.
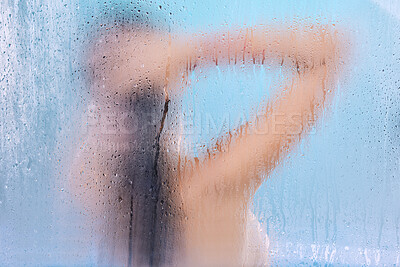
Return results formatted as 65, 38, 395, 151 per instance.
180, 24, 348, 201
87, 23, 342, 96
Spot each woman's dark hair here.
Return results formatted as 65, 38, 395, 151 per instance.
79, 0, 171, 96
81, 0, 171, 36
78, 2, 179, 266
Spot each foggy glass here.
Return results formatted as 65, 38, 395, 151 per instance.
1, 0, 399, 266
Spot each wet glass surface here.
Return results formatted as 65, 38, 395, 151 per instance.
1, 0, 400, 266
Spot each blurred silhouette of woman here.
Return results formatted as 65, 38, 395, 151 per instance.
70, 3, 348, 266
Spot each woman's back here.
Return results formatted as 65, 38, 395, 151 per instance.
71, 83, 183, 266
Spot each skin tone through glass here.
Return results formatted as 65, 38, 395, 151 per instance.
71, 20, 349, 266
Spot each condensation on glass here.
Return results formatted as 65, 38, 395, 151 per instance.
0, 0, 399, 266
